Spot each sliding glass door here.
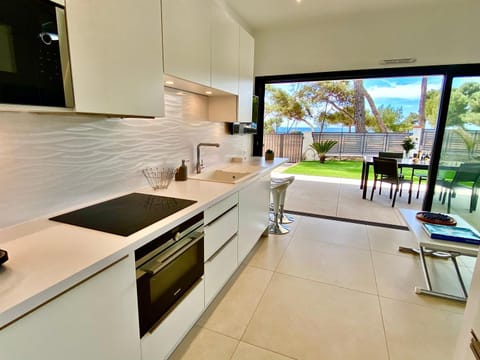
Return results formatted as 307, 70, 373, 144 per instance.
430, 76, 480, 231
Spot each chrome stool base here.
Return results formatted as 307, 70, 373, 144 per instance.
269, 221, 289, 235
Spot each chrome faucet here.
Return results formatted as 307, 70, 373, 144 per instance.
196, 143, 220, 173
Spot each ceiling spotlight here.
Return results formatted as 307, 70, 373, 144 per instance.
165, 80, 174, 85
296, 0, 302, 3
205, 91, 212, 95
176, 91, 185, 96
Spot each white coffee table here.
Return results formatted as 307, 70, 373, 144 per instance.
400, 208, 479, 302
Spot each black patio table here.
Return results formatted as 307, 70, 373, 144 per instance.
360, 157, 430, 200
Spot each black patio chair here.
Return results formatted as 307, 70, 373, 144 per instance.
378, 151, 403, 159
437, 162, 480, 213
370, 157, 412, 207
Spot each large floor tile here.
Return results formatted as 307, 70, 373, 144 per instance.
246, 231, 294, 271
198, 265, 273, 339
380, 297, 464, 360
242, 273, 389, 360
169, 326, 238, 360
372, 251, 467, 313
231, 342, 295, 360
277, 235, 378, 294
292, 216, 370, 250
284, 179, 340, 215
367, 226, 419, 256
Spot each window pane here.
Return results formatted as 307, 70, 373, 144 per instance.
431, 76, 480, 231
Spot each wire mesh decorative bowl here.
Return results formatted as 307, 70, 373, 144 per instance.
143, 167, 176, 190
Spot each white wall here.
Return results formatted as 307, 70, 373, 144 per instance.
254, 1, 480, 76
0, 88, 252, 229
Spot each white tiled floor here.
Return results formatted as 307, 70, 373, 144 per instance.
169, 214, 473, 360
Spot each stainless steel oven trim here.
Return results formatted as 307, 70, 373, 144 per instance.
135, 219, 204, 268
140, 232, 204, 275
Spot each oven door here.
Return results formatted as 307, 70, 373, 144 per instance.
0, 0, 72, 107
136, 231, 204, 337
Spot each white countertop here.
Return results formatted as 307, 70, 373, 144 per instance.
0, 157, 287, 329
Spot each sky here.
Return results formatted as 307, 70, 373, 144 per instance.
268, 75, 480, 130
363, 76, 443, 116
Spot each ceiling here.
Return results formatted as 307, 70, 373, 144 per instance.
224, 0, 466, 31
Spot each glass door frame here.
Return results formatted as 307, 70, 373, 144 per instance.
254, 63, 480, 211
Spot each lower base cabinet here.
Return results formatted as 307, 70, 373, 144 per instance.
0, 255, 141, 360
140, 279, 205, 360
204, 235, 238, 306
238, 174, 270, 263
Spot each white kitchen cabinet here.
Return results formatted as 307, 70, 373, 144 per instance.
204, 235, 238, 306
203, 194, 239, 306
0, 255, 141, 360
162, 0, 211, 87
66, 0, 164, 117
237, 27, 255, 123
238, 173, 271, 263
204, 205, 239, 260
141, 279, 205, 360
211, 1, 239, 95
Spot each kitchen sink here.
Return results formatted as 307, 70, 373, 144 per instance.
189, 164, 263, 184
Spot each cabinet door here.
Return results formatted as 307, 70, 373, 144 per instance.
238, 174, 270, 263
141, 279, 205, 360
162, 0, 211, 87
0, 256, 141, 360
205, 235, 238, 306
237, 27, 254, 123
211, 2, 239, 95
66, 0, 164, 117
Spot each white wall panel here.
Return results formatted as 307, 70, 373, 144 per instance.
0, 88, 252, 228
254, 2, 480, 76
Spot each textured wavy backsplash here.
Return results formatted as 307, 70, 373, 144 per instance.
0, 88, 252, 228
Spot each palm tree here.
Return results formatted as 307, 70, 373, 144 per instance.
309, 140, 338, 163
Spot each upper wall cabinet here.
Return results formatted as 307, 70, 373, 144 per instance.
162, 0, 239, 96
237, 27, 254, 123
162, 0, 211, 88
66, 0, 165, 117
211, 1, 239, 95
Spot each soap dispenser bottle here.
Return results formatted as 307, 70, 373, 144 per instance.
175, 160, 188, 181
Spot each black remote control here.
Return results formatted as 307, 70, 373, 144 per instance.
0, 249, 8, 265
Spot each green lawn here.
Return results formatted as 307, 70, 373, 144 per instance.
282, 160, 416, 180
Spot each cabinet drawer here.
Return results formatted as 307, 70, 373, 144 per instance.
204, 205, 238, 260
204, 192, 238, 224
205, 236, 237, 306
141, 279, 205, 360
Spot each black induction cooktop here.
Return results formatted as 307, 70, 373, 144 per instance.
50, 193, 197, 236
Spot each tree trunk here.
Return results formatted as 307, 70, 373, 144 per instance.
353, 80, 367, 133
418, 76, 428, 128
319, 154, 326, 163
362, 83, 388, 132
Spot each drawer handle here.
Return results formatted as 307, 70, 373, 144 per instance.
207, 234, 236, 262
205, 205, 238, 226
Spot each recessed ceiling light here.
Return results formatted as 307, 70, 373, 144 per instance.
165, 80, 174, 85
296, 0, 302, 3
205, 91, 212, 95
176, 91, 185, 96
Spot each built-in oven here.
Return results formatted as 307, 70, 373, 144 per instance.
135, 212, 204, 338
0, 0, 73, 107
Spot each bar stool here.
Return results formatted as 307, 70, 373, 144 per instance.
271, 176, 295, 224
269, 176, 295, 234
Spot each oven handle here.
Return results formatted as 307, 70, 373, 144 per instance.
141, 233, 204, 276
